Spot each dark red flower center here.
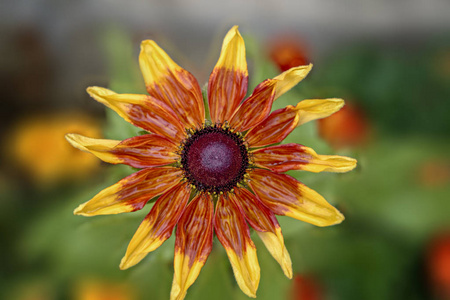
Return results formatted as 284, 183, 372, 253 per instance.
180, 125, 249, 194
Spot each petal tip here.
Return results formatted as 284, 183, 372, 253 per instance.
86, 86, 99, 96
140, 40, 160, 54
119, 257, 131, 270
333, 210, 345, 225
73, 205, 86, 216
65, 134, 87, 152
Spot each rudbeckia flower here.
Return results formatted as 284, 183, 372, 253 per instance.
66, 26, 356, 300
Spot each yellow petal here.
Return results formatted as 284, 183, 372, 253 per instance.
256, 228, 292, 279
295, 98, 345, 127
139, 40, 180, 85
215, 25, 247, 72
273, 64, 312, 100
65, 133, 122, 164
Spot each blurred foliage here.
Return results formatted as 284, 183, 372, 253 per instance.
1, 28, 449, 300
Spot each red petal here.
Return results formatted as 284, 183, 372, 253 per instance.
229, 188, 278, 233
245, 105, 299, 148
110, 134, 178, 169
228, 79, 276, 132
120, 182, 191, 270
171, 194, 214, 300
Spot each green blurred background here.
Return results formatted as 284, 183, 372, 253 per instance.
1, 1, 449, 300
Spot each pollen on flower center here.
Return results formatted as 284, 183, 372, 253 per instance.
180, 125, 249, 194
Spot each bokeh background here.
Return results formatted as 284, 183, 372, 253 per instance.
1, 1, 450, 299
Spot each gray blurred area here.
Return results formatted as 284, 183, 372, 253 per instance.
1, 0, 449, 112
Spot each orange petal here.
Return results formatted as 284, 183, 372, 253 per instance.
252, 143, 357, 173
228, 79, 276, 132
214, 195, 260, 298
66, 133, 179, 168
139, 40, 205, 128
170, 194, 214, 300
208, 26, 248, 124
246, 98, 344, 148
249, 169, 344, 227
120, 183, 190, 270
87, 87, 185, 142
74, 167, 183, 216
230, 189, 292, 278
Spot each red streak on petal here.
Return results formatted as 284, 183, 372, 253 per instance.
246, 105, 298, 148
117, 167, 183, 211
214, 195, 253, 257
252, 143, 309, 173
208, 68, 248, 124
248, 169, 303, 216
229, 79, 276, 132
111, 134, 178, 168
230, 188, 279, 233
142, 182, 190, 241
175, 194, 214, 267
147, 68, 204, 128
124, 96, 185, 142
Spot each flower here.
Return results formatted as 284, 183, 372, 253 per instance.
8, 112, 101, 186
318, 102, 370, 149
427, 232, 450, 299
66, 26, 356, 300
268, 34, 310, 72
290, 274, 323, 300
73, 278, 137, 300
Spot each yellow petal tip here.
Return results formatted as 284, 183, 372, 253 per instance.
119, 258, 130, 270
73, 204, 86, 216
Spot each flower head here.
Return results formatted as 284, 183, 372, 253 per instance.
66, 26, 356, 300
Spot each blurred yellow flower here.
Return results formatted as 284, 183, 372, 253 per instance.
73, 278, 137, 300
8, 112, 102, 186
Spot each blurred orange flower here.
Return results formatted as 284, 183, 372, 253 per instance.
268, 35, 310, 72
318, 102, 371, 149
290, 274, 323, 300
8, 112, 102, 186
427, 233, 450, 299
418, 160, 450, 188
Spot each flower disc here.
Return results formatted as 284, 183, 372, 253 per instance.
181, 126, 249, 194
